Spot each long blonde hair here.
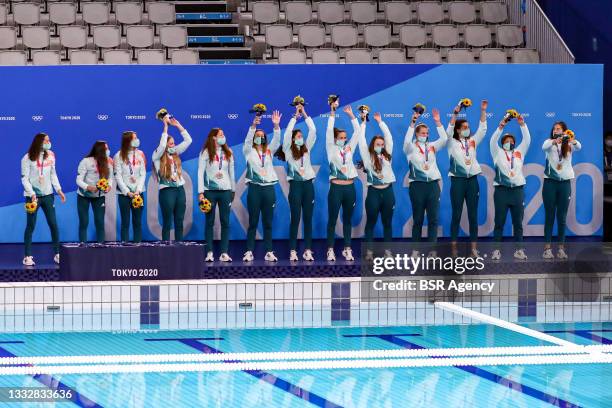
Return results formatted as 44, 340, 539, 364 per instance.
158, 136, 182, 180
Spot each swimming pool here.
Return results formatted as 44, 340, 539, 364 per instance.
0, 322, 610, 408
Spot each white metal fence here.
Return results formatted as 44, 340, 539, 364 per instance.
503, 0, 575, 63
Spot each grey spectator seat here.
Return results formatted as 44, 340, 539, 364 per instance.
511, 48, 540, 63
0, 50, 27, 65
69, 49, 98, 64
82, 2, 111, 26
298, 24, 325, 48
93, 25, 121, 49
103, 49, 132, 64
416, 1, 443, 24
253, 1, 279, 32
285, 1, 312, 25
171, 49, 199, 64
13, 2, 40, 26
137, 49, 166, 64
497, 25, 523, 47
364, 24, 391, 48
160, 25, 188, 51
464, 24, 492, 47
399, 24, 427, 48
265, 24, 292, 57
447, 48, 476, 63
350, 1, 377, 25
385, 2, 412, 29
126, 25, 154, 50
449, 2, 476, 24
0, 4, 6, 25
432, 24, 459, 47
22, 26, 50, 55
481, 1, 508, 24
345, 48, 372, 63
115, 2, 142, 27
378, 48, 406, 63
148, 2, 175, 26
49, 2, 77, 27
0, 26, 17, 49
318, 1, 344, 25
480, 48, 508, 63
414, 48, 442, 63
312, 48, 339, 63
32, 50, 61, 65
278, 48, 306, 63
59, 25, 87, 50
331, 24, 358, 48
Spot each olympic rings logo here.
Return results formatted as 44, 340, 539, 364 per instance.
31, 115, 43, 121
545, 112, 556, 118
97, 114, 109, 121
227, 114, 239, 120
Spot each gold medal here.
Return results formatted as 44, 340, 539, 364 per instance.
556, 163, 562, 171
215, 172, 224, 180
260, 169, 267, 177
465, 159, 471, 166
423, 163, 429, 171
509, 171, 515, 177
298, 168, 305, 176
171, 175, 177, 182
340, 166, 347, 174
38, 176, 45, 186
129, 176, 137, 184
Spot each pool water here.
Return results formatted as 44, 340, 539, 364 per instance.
0, 322, 610, 408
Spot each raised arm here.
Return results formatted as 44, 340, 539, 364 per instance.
244, 115, 260, 157
446, 102, 462, 137
283, 116, 297, 152
344, 105, 360, 152
326, 115, 336, 151
170, 119, 191, 155
429, 108, 447, 152
572, 139, 582, 152
304, 113, 317, 150
472, 99, 488, 145
516, 115, 531, 156
376, 113, 393, 154
153, 119, 170, 161
404, 111, 419, 155
268, 110, 282, 153
357, 120, 371, 170
490, 121, 504, 159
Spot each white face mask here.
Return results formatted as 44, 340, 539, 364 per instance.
417, 135, 427, 143
460, 129, 470, 138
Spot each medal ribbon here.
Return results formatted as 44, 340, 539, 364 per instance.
417, 142, 429, 162
462, 138, 470, 158
505, 151, 515, 170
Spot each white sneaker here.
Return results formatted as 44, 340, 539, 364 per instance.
205, 251, 214, 262
219, 253, 232, 262
514, 249, 528, 260
342, 247, 354, 261
302, 249, 314, 261
471, 248, 480, 258
243, 251, 254, 262
557, 248, 568, 260
289, 250, 299, 262
327, 248, 336, 262
542, 248, 554, 259
365, 249, 374, 261
491, 249, 501, 260
53, 254, 60, 264
264, 251, 278, 262
384, 249, 393, 259
410, 250, 420, 259
22, 256, 35, 266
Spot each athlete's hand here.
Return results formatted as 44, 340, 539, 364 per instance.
58, 190, 66, 203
